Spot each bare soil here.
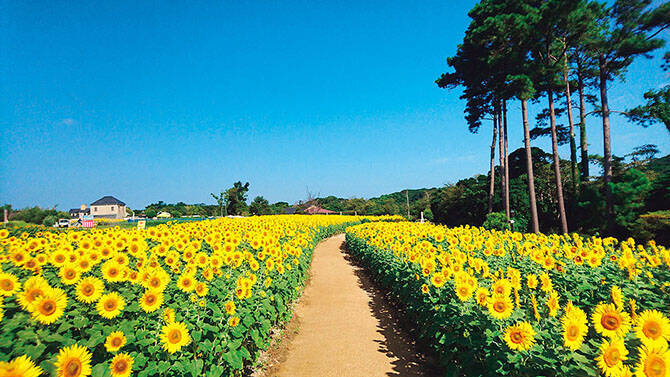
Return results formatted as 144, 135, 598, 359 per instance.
256, 234, 435, 377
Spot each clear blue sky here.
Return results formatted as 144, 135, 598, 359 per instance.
2, 1, 668, 210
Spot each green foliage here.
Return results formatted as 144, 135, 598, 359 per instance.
42, 215, 57, 227
249, 196, 272, 216
144, 208, 157, 218
482, 212, 510, 231
225, 181, 250, 216
9, 206, 69, 226
631, 210, 670, 246
611, 168, 652, 233
627, 86, 670, 133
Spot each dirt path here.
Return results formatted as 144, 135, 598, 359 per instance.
262, 234, 433, 377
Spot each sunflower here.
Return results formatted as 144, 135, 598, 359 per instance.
54, 344, 92, 377
636, 342, 670, 377
104, 331, 126, 352
491, 278, 512, 296
596, 338, 628, 377
503, 321, 536, 351
96, 292, 125, 319
593, 303, 632, 338
228, 316, 240, 327
109, 353, 133, 377
527, 274, 538, 290
139, 290, 163, 313
101, 261, 124, 283
635, 310, 670, 347
224, 301, 236, 315
59, 264, 81, 285
455, 284, 473, 301
177, 274, 196, 292
430, 273, 446, 288
75, 277, 104, 303
163, 308, 175, 324
160, 321, 190, 354
561, 307, 588, 351
195, 282, 209, 297
487, 295, 514, 320
0, 272, 19, 297
29, 286, 67, 325
17, 276, 50, 310
0, 355, 43, 377
546, 290, 560, 317
539, 272, 552, 292
611, 285, 624, 309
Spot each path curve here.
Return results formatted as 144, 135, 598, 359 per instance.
267, 234, 431, 377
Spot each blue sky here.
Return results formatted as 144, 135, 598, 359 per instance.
2, 1, 669, 210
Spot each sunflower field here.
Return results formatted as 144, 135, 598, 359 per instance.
0, 215, 396, 377
345, 222, 670, 377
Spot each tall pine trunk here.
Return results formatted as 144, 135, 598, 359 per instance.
563, 55, 578, 194
503, 100, 510, 222
497, 103, 506, 218
522, 99, 540, 233
577, 68, 589, 180
548, 90, 569, 233
599, 55, 613, 231
488, 113, 497, 214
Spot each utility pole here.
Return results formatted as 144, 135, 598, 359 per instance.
405, 190, 410, 220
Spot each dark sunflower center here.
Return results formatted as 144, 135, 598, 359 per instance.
114, 360, 128, 372
41, 300, 56, 315
169, 329, 182, 343
643, 321, 661, 339
601, 314, 621, 331
64, 358, 81, 377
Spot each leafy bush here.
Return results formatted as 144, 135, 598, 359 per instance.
41, 215, 57, 227
482, 212, 510, 231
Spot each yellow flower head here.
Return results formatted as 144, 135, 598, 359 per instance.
163, 308, 175, 324
224, 301, 236, 315
104, 331, 127, 352
487, 295, 514, 320
596, 338, 628, 377
75, 277, 104, 303
635, 310, 670, 347
561, 306, 588, 351
54, 344, 92, 377
635, 342, 670, 377
160, 321, 190, 354
139, 290, 163, 313
0, 355, 43, 377
0, 272, 20, 297
592, 303, 632, 338
503, 321, 536, 351
29, 286, 68, 325
96, 292, 125, 319
109, 352, 133, 377
228, 316, 241, 327
18, 276, 50, 310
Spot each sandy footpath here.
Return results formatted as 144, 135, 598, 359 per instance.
262, 234, 432, 377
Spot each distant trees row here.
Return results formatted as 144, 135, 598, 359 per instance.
429, 147, 670, 245
0, 204, 69, 226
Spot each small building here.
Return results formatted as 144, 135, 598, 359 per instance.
90, 196, 127, 219
303, 205, 335, 215
156, 211, 172, 218
69, 204, 91, 219
284, 207, 299, 215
